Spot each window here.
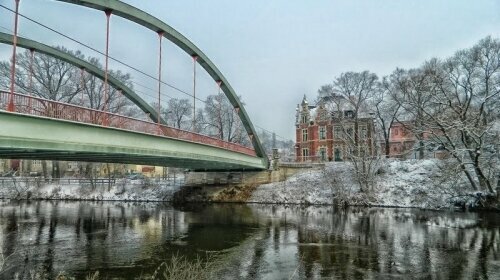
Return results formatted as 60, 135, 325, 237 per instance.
346, 126, 354, 139
302, 148, 309, 159
319, 147, 327, 161
360, 125, 367, 139
334, 126, 342, 139
344, 110, 354, 118
301, 115, 308, 124
395, 128, 399, 135
319, 126, 326, 140
334, 147, 342, 161
302, 129, 308, 142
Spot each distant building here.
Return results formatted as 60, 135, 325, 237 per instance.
381, 121, 449, 159
0, 158, 172, 178
380, 121, 416, 159
0, 159, 8, 174
295, 95, 376, 162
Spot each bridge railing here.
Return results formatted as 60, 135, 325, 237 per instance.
0, 91, 256, 156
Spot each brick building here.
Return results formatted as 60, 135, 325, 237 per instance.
380, 121, 417, 158
380, 121, 449, 159
295, 95, 376, 162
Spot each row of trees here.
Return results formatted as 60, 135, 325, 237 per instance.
157, 92, 250, 145
317, 36, 500, 193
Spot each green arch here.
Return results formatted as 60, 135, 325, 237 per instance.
0, 32, 166, 125
55, 0, 269, 166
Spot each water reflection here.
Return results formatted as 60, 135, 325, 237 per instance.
0, 201, 498, 279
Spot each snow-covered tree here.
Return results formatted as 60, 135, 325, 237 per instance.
418, 37, 500, 192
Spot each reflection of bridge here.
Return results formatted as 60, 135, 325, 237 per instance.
0, 0, 269, 171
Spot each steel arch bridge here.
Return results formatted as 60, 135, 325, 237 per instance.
0, 0, 269, 171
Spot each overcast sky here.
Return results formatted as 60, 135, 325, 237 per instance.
1, 0, 499, 140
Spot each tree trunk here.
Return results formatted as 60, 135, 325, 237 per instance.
418, 137, 425, 159
51, 161, 60, 181
385, 138, 391, 157
472, 155, 494, 192
85, 163, 96, 191
106, 163, 112, 192
41, 160, 48, 182
451, 155, 480, 191
466, 146, 494, 193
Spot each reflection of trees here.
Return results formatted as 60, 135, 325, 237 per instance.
0, 201, 191, 279
250, 206, 500, 279
0, 202, 498, 279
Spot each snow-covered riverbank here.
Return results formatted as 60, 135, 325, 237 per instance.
250, 159, 498, 210
0, 160, 497, 210
0, 178, 181, 201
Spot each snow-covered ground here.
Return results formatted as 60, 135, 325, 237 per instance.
250, 159, 497, 209
0, 160, 496, 210
0, 178, 182, 201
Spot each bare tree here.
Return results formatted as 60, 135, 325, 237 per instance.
418, 37, 500, 192
323, 71, 379, 192
162, 98, 192, 130
373, 75, 402, 157
385, 37, 500, 193
200, 93, 249, 145
0, 47, 84, 102
389, 67, 436, 159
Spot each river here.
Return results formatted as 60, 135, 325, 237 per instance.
0, 200, 499, 279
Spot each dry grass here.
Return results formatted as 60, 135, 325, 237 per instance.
20, 253, 220, 280
150, 253, 219, 280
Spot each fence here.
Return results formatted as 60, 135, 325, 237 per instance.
0, 176, 186, 187
0, 91, 256, 156
0, 177, 116, 187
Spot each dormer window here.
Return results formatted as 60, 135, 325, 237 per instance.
344, 110, 354, 118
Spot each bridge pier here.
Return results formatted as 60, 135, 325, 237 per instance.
175, 167, 307, 203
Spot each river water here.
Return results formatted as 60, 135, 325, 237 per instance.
0, 200, 499, 279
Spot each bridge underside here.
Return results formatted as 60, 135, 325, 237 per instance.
0, 112, 266, 171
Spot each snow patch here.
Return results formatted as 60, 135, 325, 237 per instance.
250, 159, 494, 209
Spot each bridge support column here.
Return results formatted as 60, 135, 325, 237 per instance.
7, 0, 20, 112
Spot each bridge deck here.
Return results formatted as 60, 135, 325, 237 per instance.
0, 110, 266, 171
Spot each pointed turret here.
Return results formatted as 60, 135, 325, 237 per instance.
301, 95, 308, 107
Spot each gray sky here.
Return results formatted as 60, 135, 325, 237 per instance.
1, 0, 499, 140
